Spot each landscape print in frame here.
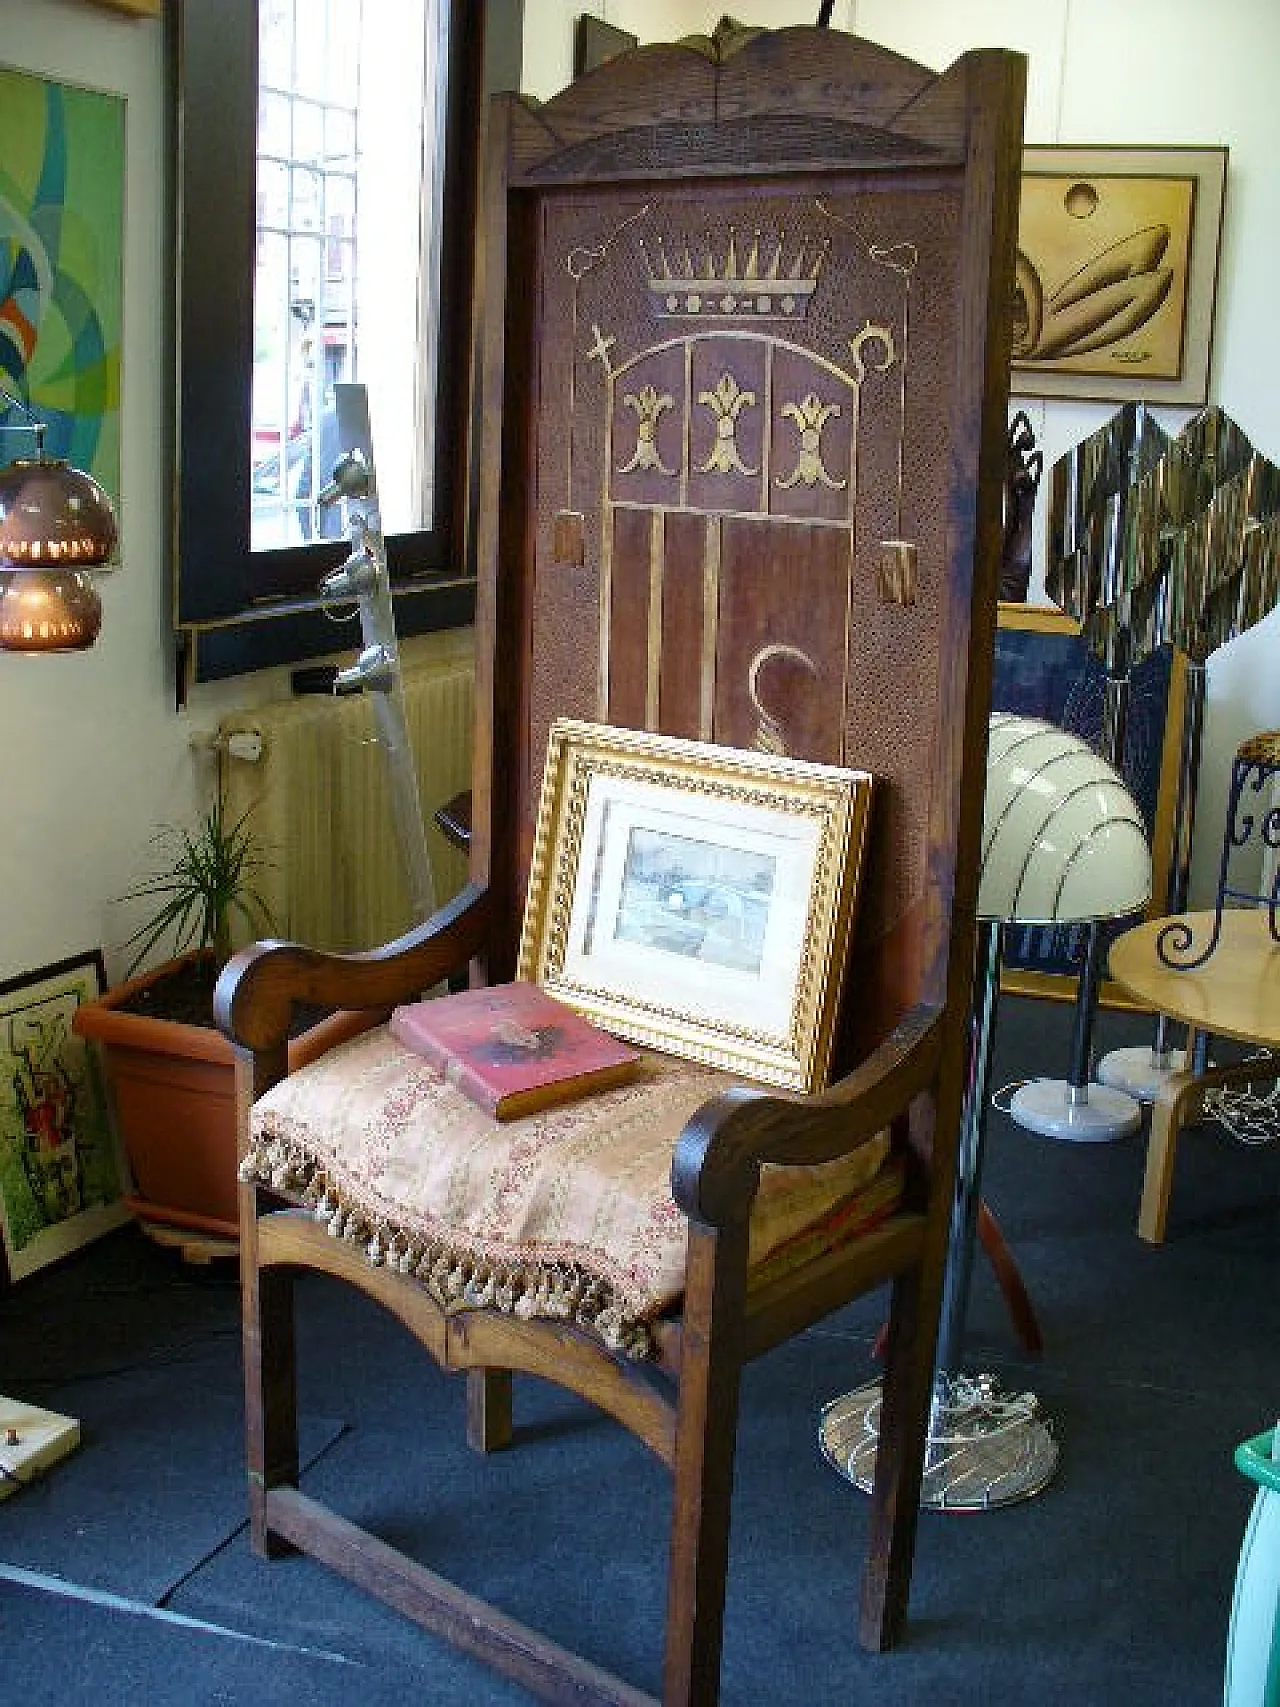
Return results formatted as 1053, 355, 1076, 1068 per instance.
518, 720, 873, 1093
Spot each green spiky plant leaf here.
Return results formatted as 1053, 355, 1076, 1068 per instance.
120, 798, 274, 979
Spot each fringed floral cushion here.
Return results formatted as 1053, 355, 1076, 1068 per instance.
241, 1024, 903, 1358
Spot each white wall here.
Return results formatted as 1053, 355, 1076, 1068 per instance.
526, 0, 1280, 902
0, 0, 197, 986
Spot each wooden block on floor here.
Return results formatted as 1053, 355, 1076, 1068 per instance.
0, 1396, 80, 1500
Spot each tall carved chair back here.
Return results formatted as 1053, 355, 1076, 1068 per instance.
472, 30, 1022, 1076
220, 26, 1025, 1707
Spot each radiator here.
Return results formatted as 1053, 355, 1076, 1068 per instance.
219, 639, 475, 954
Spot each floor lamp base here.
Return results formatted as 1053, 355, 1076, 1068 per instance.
819, 1374, 1059, 1511
1009, 1078, 1142, 1142
1096, 1045, 1189, 1102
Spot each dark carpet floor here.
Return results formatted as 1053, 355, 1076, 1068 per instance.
1, 992, 1277, 1705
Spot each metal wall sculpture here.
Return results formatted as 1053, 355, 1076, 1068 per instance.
1049, 404, 1280, 673
1046, 403, 1280, 1096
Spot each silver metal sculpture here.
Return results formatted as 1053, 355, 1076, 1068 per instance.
1046, 405, 1280, 1101
315, 383, 436, 928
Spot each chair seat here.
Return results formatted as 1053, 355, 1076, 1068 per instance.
241, 1023, 902, 1358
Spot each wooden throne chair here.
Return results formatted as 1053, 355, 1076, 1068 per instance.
217, 26, 1025, 1706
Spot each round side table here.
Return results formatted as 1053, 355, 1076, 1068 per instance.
1107, 908, 1280, 1243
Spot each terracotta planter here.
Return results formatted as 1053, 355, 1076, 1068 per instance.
74, 952, 371, 1239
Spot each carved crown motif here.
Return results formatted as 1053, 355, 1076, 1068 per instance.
640, 229, 828, 320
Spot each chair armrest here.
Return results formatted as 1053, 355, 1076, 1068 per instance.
214, 882, 493, 1054
670, 1003, 945, 1229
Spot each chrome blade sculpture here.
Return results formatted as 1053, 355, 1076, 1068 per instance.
1046, 404, 1280, 1100
315, 383, 436, 928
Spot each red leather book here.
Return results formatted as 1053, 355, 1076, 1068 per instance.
389, 982, 642, 1121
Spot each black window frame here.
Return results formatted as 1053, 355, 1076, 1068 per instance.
172, 0, 520, 682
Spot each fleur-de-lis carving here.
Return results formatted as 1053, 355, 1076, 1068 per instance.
697, 371, 758, 476
618, 383, 676, 475
775, 393, 845, 490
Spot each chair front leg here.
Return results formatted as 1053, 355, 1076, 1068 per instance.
242, 1192, 299, 1559
664, 1217, 750, 1707
859, 1094, 949, 1651
858, 1263, 930, 1650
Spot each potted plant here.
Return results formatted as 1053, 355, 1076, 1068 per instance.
74, 800, 365, 1240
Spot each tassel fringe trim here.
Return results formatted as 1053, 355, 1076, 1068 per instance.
241, 1134, 657, 1359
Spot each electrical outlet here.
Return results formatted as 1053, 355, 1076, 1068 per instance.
0, 1397, 80, 1500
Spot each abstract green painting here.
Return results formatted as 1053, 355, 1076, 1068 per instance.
0, 66, 124, 502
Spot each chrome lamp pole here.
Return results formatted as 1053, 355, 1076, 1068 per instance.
821, 714, 1151, 1510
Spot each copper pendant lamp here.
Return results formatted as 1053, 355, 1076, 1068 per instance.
0, 385, 118, 653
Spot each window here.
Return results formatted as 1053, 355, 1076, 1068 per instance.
173, 0, 523, 681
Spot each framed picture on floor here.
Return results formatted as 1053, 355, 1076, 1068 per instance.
0, 951, 130, 1283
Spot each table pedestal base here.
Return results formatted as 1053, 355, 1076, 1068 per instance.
1097, 1044, 1189, 1102
819, 1373, 1059, 1512
1010, 1077, 1141, 1142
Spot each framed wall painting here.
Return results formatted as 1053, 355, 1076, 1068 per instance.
518, 719, 873, 1092
0, 951, 130, 1283
1011, 145, 1227, 406
0, 65, 125, 510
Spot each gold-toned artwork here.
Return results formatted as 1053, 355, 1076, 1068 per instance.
1013, 147, 1227, 406
696, 372, 758, 477
640, 229, 827, 321
748, 643, 821, 755
619, 383, 676, 476
775, 394, 845, 491
559, 199, 927, 750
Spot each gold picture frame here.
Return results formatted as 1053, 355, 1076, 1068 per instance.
517, 720, 873, 1092
1013, 145, 1227, 405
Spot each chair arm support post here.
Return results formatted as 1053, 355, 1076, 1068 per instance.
214, 883, 494, 1053
671, 1005, 945, 1228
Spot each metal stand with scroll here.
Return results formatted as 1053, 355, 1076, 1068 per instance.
820, 716, 1151, 1509
315, 382, 436, 927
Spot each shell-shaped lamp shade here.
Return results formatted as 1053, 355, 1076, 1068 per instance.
980, 712, 1151, 925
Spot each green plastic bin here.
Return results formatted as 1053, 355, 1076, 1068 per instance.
1226, 1427, 1280, 1707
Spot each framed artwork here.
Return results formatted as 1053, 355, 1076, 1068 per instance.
1012, 145, 1227, 405
0, 952, 130, 1283
0, 66, 125, 510
518, 720, 873, 1092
